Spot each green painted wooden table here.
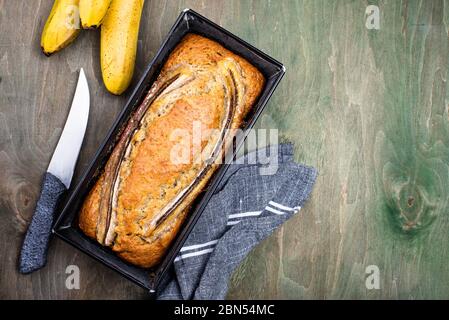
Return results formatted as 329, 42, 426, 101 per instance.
1, 0, 449, 299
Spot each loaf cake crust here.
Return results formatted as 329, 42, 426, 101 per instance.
79, 33, 265, 268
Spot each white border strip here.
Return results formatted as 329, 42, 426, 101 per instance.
265, 206, 286, 215
180, 239, 218, 252
269, 201, 295, 211
174, 248, 215, 262
228, 211, 262, 220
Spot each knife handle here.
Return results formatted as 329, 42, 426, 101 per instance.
19, 173, 66, 274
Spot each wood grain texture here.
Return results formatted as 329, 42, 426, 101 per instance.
1, 0, 449, 299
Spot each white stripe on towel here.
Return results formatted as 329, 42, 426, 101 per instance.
227, 220, 241, 226
180, 239, 218, 252
269, 201, 296, 211
265, 206, 286, 215
174, 248, 215, 262
228, 211, 262, 220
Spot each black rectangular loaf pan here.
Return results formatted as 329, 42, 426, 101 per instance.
53, 8, 285, 295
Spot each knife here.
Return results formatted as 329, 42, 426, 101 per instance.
19, 68, 90, 274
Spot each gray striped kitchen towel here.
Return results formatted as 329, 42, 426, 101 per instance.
158, 143, 317, 300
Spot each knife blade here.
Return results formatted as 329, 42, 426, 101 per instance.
19, 68, 90, 274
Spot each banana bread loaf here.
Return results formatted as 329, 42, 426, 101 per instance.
79, 33, 265, 268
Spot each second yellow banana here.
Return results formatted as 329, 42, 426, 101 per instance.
79, 0, 112, 28
100, 0, 144, 95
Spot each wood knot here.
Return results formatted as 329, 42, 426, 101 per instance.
383, 164, 440, 235
14, 181, 36, 228
23, 196, 31, 207
397, 187, 422, 231
407, 196, 415, 207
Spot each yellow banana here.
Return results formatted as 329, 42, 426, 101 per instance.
79, 0, 112, 29
101, 0, 144, 95
41, 0, 81, 56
